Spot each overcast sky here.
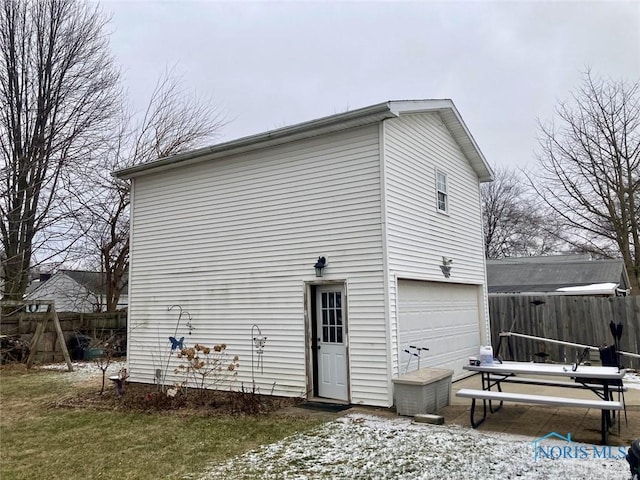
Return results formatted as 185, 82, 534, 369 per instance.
103, 0, 640, 170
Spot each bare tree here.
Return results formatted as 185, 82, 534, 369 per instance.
532, 72, 640, 293
0, 0, 120, 302
73, 71, 225, 311
482, 166, 563, 259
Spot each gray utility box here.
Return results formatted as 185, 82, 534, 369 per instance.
392, 368, 454, 416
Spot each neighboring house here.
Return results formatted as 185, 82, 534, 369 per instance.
487, 255, 632, 296
26, 270, 129, 312
115, 99, 494, 408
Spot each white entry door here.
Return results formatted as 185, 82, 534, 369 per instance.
316, 286, 348, 401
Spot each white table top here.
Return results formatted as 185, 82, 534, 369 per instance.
463, 361, 625, 380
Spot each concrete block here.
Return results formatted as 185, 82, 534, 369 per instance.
414, 414, 445, 425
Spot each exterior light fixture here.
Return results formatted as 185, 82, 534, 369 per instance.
440, 256, 453, 278
314, 256, 327, 277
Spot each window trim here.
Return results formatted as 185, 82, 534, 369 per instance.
436, 169, 448, 214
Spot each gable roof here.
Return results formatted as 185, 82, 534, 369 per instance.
114, 99, 493, 182
63, 270, 128, 296
28, 270, 129, 297
487, 256, 631, 295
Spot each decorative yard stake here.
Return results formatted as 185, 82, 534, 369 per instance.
169, 336, 185, 351
251, 324, 267, 383
167, 305, 194, 335
155, 305, 194, 390
109, 367, 130, 397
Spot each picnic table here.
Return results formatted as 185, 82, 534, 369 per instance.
457, 361, 626, 444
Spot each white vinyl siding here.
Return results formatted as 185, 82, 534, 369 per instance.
125, 107, 490, 408
127, 125, 390, 406
382, 113, 488, 376
384, 113, 486, 279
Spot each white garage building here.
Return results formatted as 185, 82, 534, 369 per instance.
116, 100, 493, 408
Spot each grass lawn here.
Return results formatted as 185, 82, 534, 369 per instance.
0, 365, 323, 480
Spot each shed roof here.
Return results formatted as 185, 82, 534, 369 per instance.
114, 99, 493, 182
486, 256, 631, 295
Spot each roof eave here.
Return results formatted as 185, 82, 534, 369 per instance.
114, 99, 494, 182
114, 102, 397, 179
389, 100, 494, 182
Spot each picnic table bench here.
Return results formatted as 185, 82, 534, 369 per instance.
457, 388, 622, 443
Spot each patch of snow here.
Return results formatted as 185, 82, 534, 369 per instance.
555, 283, 618, 294
198, 413, 631, 480
38, 360, 126, 382
625, 371, 640, 390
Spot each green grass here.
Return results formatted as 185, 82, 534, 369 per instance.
0, 367, 323, 480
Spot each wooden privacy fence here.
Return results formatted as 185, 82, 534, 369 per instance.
489, 295, 640, 370
0, 309, 126, 363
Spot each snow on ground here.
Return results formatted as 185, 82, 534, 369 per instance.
199, 413, 632, 480
39, 359, 126, 382
625, 371, 640, 389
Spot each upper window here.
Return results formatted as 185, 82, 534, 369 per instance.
436, 170, 448, 213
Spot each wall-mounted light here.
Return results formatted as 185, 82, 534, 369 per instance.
314, 256, 327, 277
440, 256, 453, 278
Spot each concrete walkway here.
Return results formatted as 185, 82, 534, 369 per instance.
440, 372, 640, 445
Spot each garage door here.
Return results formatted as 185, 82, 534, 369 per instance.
398, 280, 481, 380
